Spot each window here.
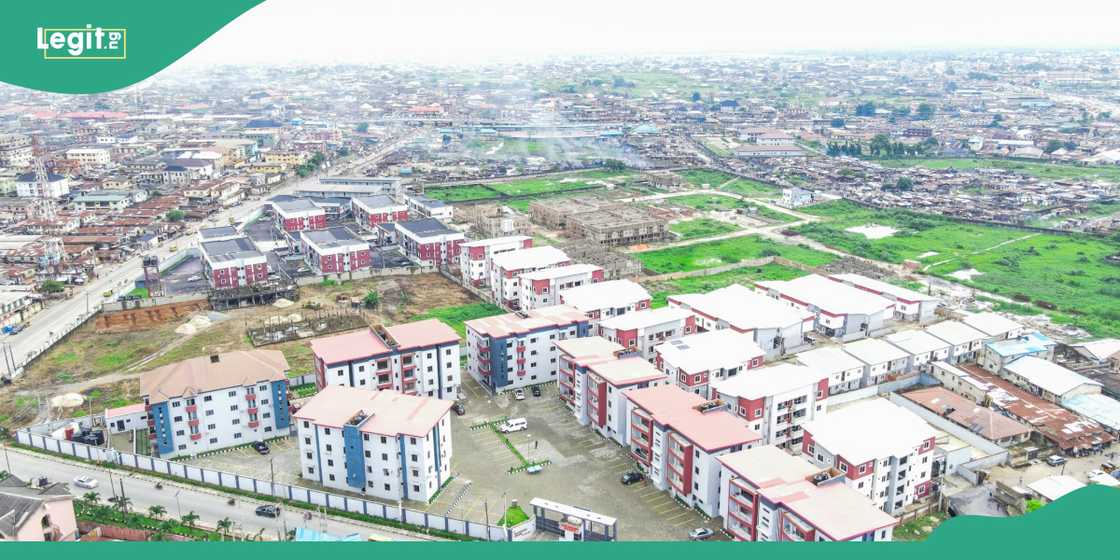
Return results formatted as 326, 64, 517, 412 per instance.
207, 424, 216, 430
203, 395, 213, 402
228, 391, 236, 397
173, 416, 183, 422
233, 433, 242, 439
205, 410, 214, 416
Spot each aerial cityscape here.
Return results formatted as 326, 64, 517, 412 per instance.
2, 4, 1120, 543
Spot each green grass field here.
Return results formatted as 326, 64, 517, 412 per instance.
410, 302, 506, 338
795, 200, 1120, 336
680, 169, 737, 188
637, 235, 837, 274
425, 169, 633, 204
876, 158, 1120, 183
644, 263, 807, 307
667, 194, 744, 211
669, 218, 740, 240
424, 184, 500, 202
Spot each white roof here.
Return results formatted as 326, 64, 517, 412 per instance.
756, 274, 894, 316
560, 279, 650, 313
802, 398, 936, 464
598, 306, 693, 331
1027, 475, 1085, 502
924, 320, 987, 346
712, 363, 824, 400
669, 284, 810, 331
1070, 339, 1120, 362
518, 263, 601, 281
830, 273, 940, 303
842, 337, 910, 365
1003, 356, 1100, 397
885, 329, 951, 355
655, 330, 763, 375
461, 235, 531, 248
796, 346, 866, 374
962, 312, 1023, 337
490, 245, 569, 271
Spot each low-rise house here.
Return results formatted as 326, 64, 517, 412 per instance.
295, 385, 452, 502
841, 337, 912, 387
1001, 356, 1101, 403
625, 384, 762, 517
310, 320, 461, 400
903, 386, 1032, 447
718, 446, 897, 542
979, 331, 1056, 374
795, 346, 867, 395
829, 274, 940, 323
559, 279, 651, 321
924, 320, 987, 363
884, 329, 952, 374
141, 350, 292, 458
0, 476, 78, 541
711, 363, 827, 450
597, 307, 697, 361
656, 329, 764, 397
962, 312, 1024, 342
668, 284, 814, 357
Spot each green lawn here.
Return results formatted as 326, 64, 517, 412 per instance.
644, 263, 807, 307
680, 169, 737, 188
721, 178, 780, 197
796, 200, 1120, 336
875, 158, 1120, 183
410, 302, 505, 338
637, 235, 837, 274
666, 194, 744, 211
424, 184, 501, 202
670, 218, 740, 240
425, 169, 632, 204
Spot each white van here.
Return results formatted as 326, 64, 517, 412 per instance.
499, 418, 528, 433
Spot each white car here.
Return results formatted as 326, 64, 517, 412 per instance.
73, 476, 98, 489
513, 389, 526, 401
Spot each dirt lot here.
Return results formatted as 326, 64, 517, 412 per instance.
95, 299, 209, 333
0, 273, 477, 431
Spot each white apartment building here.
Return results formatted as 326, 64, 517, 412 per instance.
794, 347, 867, 395
718, 446, 897, 542
488, 246, 570, 307
841, 337, 913, 387
16, 172, 69, 199
65, 147, 112, 167
142, 350, 293, 459
310, 320, 462, 400
668, 284, 815, 358
884, 329, 952, 374
711, 363, 827, 451
802, 398, 937, 515
295, 385, 452, 502
924, 320, 988, 364
756, 274, 895, 340
465, 305, 592, 394
625, 384, 761, 517
459, 235, 532, 287
597, 307, 697, 361
655, 329, 764, 397
829, 274, 941, 323
559, 279, 651, 321
518, 264, 604, 310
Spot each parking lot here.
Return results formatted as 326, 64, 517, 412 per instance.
182, 375, 724, 541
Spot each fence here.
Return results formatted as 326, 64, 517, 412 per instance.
16, 430, 511, 541
825, 376, 925, 408
294, 265, 434, 286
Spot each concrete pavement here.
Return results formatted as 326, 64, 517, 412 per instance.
2, 444, 431, 541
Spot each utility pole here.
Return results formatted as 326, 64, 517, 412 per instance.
483, 500, 490, 542
2, 442, 11, 474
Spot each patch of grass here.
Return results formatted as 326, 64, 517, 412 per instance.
670, 218, 740, 240
666, 194, 744, 212
894, 513, 946, 541
721, 178, 780, 198
290, 383, 318, 399
644, 263, 806, 308
679, 169, 737, 188
409, 302, 505, 338
637, 236, 836, 274
497, 504, 530, 527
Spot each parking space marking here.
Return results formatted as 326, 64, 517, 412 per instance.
664, 510, 693, 523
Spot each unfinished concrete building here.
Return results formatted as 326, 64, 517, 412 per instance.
558, 241, 644, 279
529, 196, 669, 247
456, 204, 531, 237
528, 196, 617, 230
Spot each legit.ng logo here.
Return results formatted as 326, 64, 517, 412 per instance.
36, 25, 127, 60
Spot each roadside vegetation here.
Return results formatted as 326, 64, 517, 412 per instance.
636, 235, 836, 274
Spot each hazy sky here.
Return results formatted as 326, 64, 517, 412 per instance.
171, 0, 1120, 67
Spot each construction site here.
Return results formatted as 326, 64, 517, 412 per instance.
528, 196, 670, 247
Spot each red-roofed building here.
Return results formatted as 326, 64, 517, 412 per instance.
310, 320, 461, 400
624, 384, 761, 516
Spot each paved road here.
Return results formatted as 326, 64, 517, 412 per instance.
2, 445, 428, 541
2, 132, 416, 379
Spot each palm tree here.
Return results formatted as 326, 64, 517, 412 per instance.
216, 517, 233, 540
148, 505, 167, 519
82, 492, 100, 507
181, 511, 200, 528
115, 495, 132, 514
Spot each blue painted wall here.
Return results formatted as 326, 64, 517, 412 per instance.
271, 380, 291, 430
342, 424, 366, 490
150, 402, 175, 456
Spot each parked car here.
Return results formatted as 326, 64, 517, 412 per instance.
453, 402, 466, 416
251, 441, 270, 455
620, 471, 644, 485
513, 389, 525, 401
499, 418, 528, 433
72, 476, 98, 489
531, 385, 542, 397
1046, 455, 1067, 466
689, 528, 714, 541
255, 505, 281, 518
8, 324, 24, 335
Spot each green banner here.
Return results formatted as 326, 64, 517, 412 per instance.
1, 0, 262, 93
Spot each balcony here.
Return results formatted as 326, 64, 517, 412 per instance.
187, 418, 200, 427
247, 407, 259, 415
245, 392, 257, 401
190, 433, 203, 441
248, 421, 260, 429
185, 405, 197, 413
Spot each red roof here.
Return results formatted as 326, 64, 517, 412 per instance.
626, 385, 761, 452
310, 329, 390, 365
385, 318, 459, 349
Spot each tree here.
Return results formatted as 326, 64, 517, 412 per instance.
39, 280, 65, 294
854, 101, 876, 117
1025, 499, 1043, 513
1045, 139, 1063, 153
869, 134, 891, 157
356, 122, 369, 134
362, 290, 380, 309
602, 159, 627, 172
896, 177, 914, 191
115, 495, 132, 513
82, 492, 100, 507
916, 103, 936, 120
165, 209, 185, 222
148, 505, 167, 519
216, 517, 234, 540
181, 511, 200, 528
